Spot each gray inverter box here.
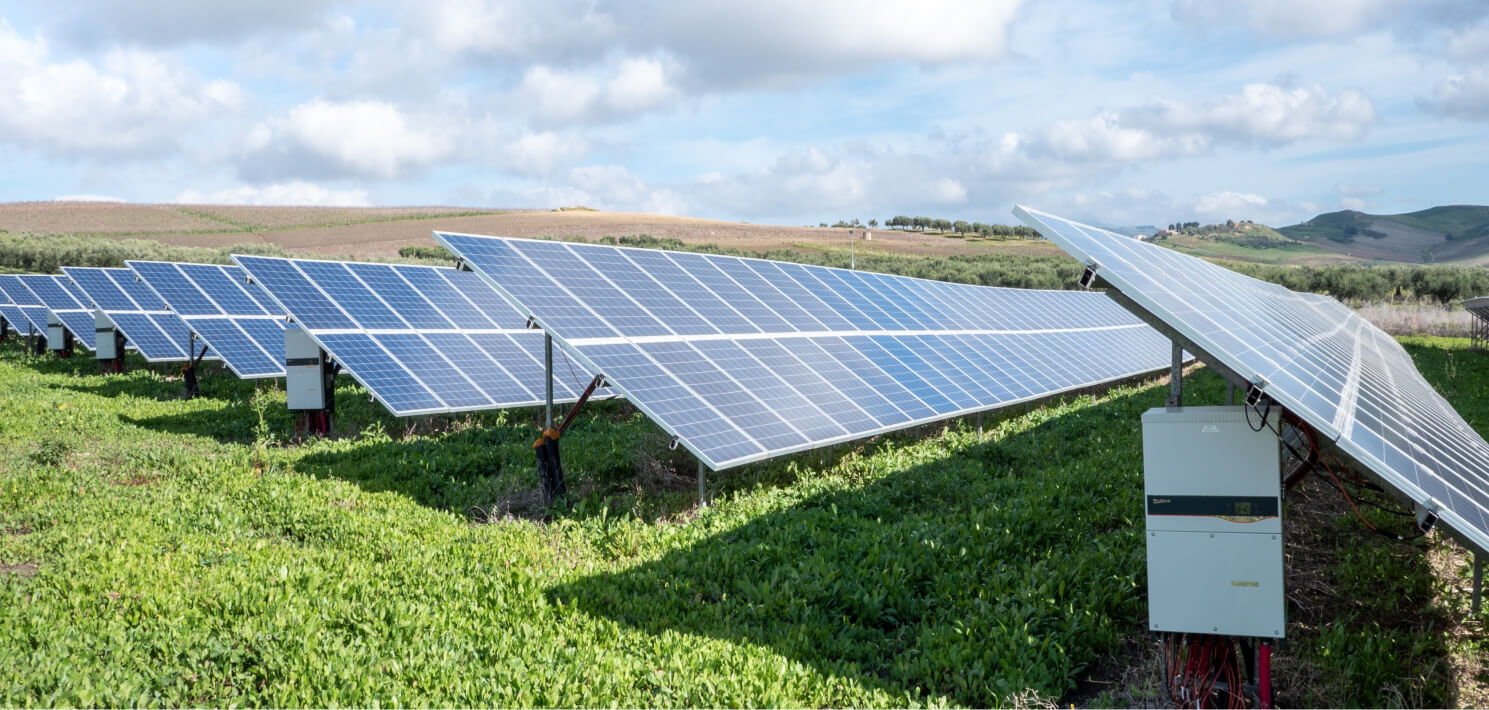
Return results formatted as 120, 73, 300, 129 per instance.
94, 311, 119, 359
284, 324, 327, 410
1142, 406, 1285, 638
46, 311, 67, 349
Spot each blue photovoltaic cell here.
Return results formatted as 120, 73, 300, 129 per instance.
63, 266, 213, 362
127, 261, 280, 378
231, 257, 356, 330
295, 261, 407, 330
108, 312, 184, 359
186, 317, 281, 377
17, 275, 96, 348
317, 333, 448, 413
178, 264, 268, 316
61, 268, 134, 310
1, 305, 29, 333
436, 231, 1179, 469
238, 318, 289, 359
233, 255, 607, 415
128, 262, 218, 315
1015, 204, 1489, 556
0, 276, 49, 333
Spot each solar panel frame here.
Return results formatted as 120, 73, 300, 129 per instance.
231, 255, 606, 416
62, 266, 216, 363
126, 261, 287, 379
16, 275, 98, 351
0, 275, 50, 334
1014, 204, 1489, 556
435, 231, 1180, 471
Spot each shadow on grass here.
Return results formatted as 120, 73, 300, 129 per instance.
548, 382, 1185, 706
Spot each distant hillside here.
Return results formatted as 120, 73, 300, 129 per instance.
1150, 219, 1343, 265
1278, 205, 1489, 263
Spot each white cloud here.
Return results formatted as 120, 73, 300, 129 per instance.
1136, 83, 1376, 145
174, 181, 372, 206
977, 83, 1375, 178
242, 99, 452, 179
517, 56, 680, 125
500, 131, 590, 176
606, 57, 677, 114
1335, 183, 1383, 195
1419, 69, 1489, 120
1192, 190, 1269, 218
0, 21, 244, 158
928, 178, 969, 204
51, 0, 333, 47
1339, 196, 1368, 210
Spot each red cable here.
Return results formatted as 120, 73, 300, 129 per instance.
1259, 642, 1272, 709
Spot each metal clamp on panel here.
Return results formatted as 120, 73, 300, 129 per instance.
668, 437, 680, 451
1245, 383, 1268, 408
1079, 265, 1099, 290
1416, 500, 1440, 534
525, 315, 538, 329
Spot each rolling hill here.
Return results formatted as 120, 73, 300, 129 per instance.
1277, 205, 1489, 264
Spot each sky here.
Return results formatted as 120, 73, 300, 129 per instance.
0, 0, 1486, 228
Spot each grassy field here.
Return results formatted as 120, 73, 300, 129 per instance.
1, 333, 1485, 706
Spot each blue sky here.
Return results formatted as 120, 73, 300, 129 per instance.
0, 0, 1486, 227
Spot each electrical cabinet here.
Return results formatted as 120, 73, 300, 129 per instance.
46, 311, 67, 350
1143, 406, 1285, 638
285, 324, 327, 410
94, 311, 119, 359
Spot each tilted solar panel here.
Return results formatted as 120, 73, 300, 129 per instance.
0, 275, 49, 334
231, 256, 606, 416
127, 261, 287, 379
16, 275, 97, 350
1014, 205, 1489, 555
62, 266, 217, 363
435, 232, 1178, 470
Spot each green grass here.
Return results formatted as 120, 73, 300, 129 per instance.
1159, 233, 1337, 265
0, 338, 1484, 706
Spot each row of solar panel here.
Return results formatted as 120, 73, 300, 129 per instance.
0, 259, 601, 413
1013, 205, 1489, 560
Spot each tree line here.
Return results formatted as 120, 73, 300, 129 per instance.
815, 217, 1040, 238
4, 230, 1486, 307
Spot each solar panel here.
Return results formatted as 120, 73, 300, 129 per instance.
434, 232, 1179, 470
127, 261, 287, 379
1014, 205, 1489, 555
0, 275, 50, 334
231, 256, 606, 416
16, 275, 97, 350
62, 266, 216, 363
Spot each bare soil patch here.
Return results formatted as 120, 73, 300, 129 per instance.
0, 202, 228, 234
1, 562, 38, 578
147, 209, 1069, 260
178, 204, 506, 230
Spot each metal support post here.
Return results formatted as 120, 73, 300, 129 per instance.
1166, 341, 1183, 407
698, 459, 707, 507
1474, 551, 1483, 616
849, 229, 855, 270
544, 334, 554, 430
977, 411, 983, 435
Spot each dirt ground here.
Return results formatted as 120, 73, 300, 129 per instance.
7, 204, 1066, 260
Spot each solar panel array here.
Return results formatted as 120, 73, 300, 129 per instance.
0, 275, 48, 335
232, 256, 603, 416
127, 261, 287, 379
62, 266, 216, 362
1014, 205, 1489, 554
16, 275, 98, 350
435, 232, 1178, 470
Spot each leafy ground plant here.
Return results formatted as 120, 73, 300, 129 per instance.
0, 338, 1484, 707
